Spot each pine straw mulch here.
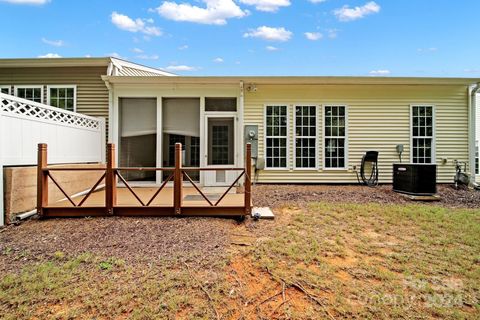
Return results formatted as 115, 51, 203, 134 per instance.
0, 184, 478, 274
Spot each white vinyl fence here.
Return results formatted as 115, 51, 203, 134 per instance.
0, 92, 106, 226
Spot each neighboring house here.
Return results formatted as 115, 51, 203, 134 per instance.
1, 57, 478, 186
0, 57, 174, 130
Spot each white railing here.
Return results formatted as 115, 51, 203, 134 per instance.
0, 92, 106, 226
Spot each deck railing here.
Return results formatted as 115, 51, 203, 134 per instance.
37, 143, 252, 218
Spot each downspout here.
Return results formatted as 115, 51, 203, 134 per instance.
104, 79, 114, 143
468, 83, 480, 182
239, 80, 245, 165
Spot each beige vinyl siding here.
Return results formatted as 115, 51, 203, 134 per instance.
0, 66, 109, 124
244, 84, 469, 183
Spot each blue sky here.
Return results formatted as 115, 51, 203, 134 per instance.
0, 0, 479, 77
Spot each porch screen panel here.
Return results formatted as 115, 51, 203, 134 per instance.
295, 106, 316, 168
119, 98, 157, 181
121, 98, 156, 138
162, 98, 200, 137
411, 106, 434, 164
265, 105, 288, 168
324, 106, 346, 169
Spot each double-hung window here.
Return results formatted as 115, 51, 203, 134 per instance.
411, 105, 434, 164
15, 86, 43, 103
265, 105, 288, 168
295, 106, 317, 168
475, 141, 478, 175
324, 105, 347, 169
0, 86, 10, 94
48, 86, 76, 112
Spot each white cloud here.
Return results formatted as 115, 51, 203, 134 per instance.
38, 53, 61, 58
334, 1, 380, 22
165, 65, 198, 71
0, 0, 49, 4
107, 52, 125, 59
213, 57, 224, 63
41, 37, 65, 47
132, 48, 144, 53
178, 45, 189, 50
417, 47, 438, 53
304, 32, 323, 41
309, 0, 326, 3
464, 69, 480, 74
137, 54, 159, 60
327, 29, 338, 39
266, 45, 279, 51
243, 26, 292, 42
111, 12, 162, 36
156, 0, 247, 25
369, 69, 390, 76
239, 0, 290, 12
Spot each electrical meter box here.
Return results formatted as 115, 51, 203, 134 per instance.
244, 125, 258, 158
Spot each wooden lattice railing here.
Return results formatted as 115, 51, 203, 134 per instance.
37, 143, 252, 218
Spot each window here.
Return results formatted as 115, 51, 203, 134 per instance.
411, 105, 434, 164
0, 86, 10, 94
476, 141, 479, 175
15, 86, 43, 103
295, 106, 317, 168
324, 106, 347, 169
205, 97, 237, 112
211, 125, 230, 165
48, 86, 76, 111
265, 105, 288, 168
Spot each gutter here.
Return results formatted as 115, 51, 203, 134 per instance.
469, 83, 480, 181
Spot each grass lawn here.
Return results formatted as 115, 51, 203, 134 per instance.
1, 199, 479, 319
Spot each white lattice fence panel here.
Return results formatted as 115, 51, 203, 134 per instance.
1, 92, 105, 166
0, 93, 100, 129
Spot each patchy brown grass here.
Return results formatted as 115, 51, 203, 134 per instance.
1, 186, 479, 319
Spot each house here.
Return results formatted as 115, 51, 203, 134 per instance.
1, 57, 479, 188
0, 57, 175, 130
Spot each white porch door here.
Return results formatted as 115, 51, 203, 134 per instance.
204, 115, 237, 186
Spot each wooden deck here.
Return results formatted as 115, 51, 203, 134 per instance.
37, 143, 252, 218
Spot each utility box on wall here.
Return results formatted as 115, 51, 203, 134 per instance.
244, 125, 259, 158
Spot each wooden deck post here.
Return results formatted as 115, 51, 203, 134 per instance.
244, 143, 252, 216
174, 143, 183, 215
105, 143, 116, 215
37, 143, 48, 217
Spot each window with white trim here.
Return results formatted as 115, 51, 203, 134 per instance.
0, 86, 10, 94
324, 106, 347, 168
265, 105, 288, 168
475, 141, 479, 175
48, 86, 76, 112
295, 106, 317, 168
411, 105, 434, 164
15, 86, 43, 103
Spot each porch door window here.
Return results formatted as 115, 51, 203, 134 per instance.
208, 118, 234, 165
324, 106, 347, 169
265, 105, 288, 168
411, 105, 434, 164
